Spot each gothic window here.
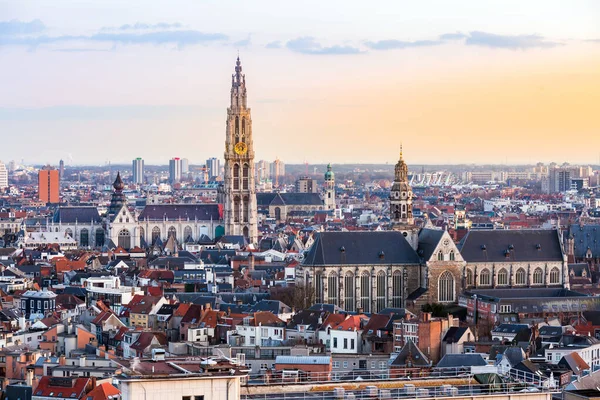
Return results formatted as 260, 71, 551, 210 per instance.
243, 226, 249, 239
376, 271, 387, 312
152, 227, 161, 243
243, 196, 249, 223
80, 229, 89, 247
118, 229, 131, 249
327, 272, 338, 305
233, 164, 240, 190
139, 227, 145, 243
479, 269, 491, 286
315, 271, 323, 303
274, 207, 281, 221
392, 271, 402, 308
168, 226, 177, 239
65, 228, 73, 238
437, 251, 444, 261
242, 117, 246, 140
497, 268, 508, 285
466, 269, 473, 286
234, 197, 241, 223
438, 271, 455, 303
550, 267, 560, 284
235, 116, 239, 139
449, 251, 455, 261
184, 226, 193, 241
344, 272, 355, 312
360, 272, 370, 313
515, 268, 526, 285
242, 164, 249, 190
95, 229, 105, 247
533, 268, 543, 284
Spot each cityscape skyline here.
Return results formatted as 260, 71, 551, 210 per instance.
1, 1, 599, 165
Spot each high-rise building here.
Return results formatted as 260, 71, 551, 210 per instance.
181, 158, 190, 174
132, 157, 144, 184
38, 167, 60, 204
59, 159, 64, 180
223, 57, 258, 244
0, 161, 8, 189
206, 157, 220, 180
256, 160, 271, 181
169, 158, 182, 184
296, 176, 318, 193
271, 158, 285, 186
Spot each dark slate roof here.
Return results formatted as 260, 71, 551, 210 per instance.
138, 204, 221, 221
256, 192, 323, 207
436, 354, 487, 368
569, 224, 600, 258
569, 263, 591, 278
443, 327, 469, 343
303, 231, 420, 266
217, 235, 247, 247
503, 347, 526, 367
309, 303, 345, 313
391, 340, 431, 367
459, 229, 564, 262
492, 323, 529, 335
287, 309, 327, 331
539, 326, 563, 337
53, 207, 102, 224
417, 228, 445, 261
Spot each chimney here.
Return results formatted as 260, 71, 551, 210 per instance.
205, 302, 211, 311
248, 252, 255, 272
26, 367, 34, 386
422, 312, 431, 323
90, 377, 97, 390
79, 355, 86, 368
59, 355, 66, 365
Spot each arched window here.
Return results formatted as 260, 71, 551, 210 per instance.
184, 226, 193, 241
118, 229, 131, 249
95, 229, 105, 247
360, 272, 370, 313
168, 226, 177, 240
315, 271, 324, 303
243, 196, 249, 223
466, 269, 473, 286
235, 116, 239, 139
376, 271, 387, 312
437, 251, 444, 261
80, 229, 89, 247
479, 269, 491, 286
438, 271, 455, 303
233, 164, 240, 190
449, 251, 455, 261
327, 272, 338, 305
533, 268, 544, 284
65, 228, 73, 238
274, 207, 281, 221
242, 164, 249, 190
234, 197, 241, 223
152, 227, 161, 243
550, 267, 560, 284
392, 271, 402, 308
515, 268, 526, 285
497, 268, 508, 285
344, 272, 355, 312
242, 117, 246, 140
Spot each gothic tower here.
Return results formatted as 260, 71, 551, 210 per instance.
390, 146, 418, 249
223, 57, 258, 244
324, 163, 335, 211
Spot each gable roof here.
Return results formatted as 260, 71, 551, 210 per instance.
417, 228, 446, 261
443, 326, 470, 343
53, 207, 102, 224
569, 224, 600, 258
303, 231, 420, 266
459, 229, 564, 263
138, 204, 221, 221
85, 382, 120, 400
437, 354, 487, 368
256, 193, 323, 207
391, 340, 431, 367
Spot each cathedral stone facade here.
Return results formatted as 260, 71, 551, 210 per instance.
223, 57, 258, 244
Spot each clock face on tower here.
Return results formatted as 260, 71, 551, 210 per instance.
234, 142, 248, 155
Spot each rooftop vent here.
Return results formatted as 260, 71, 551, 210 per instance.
536, 244, 542, 250
378, 251, 385, 260
508, 244, 514, 250
340, 246, 345, 253
481, 245, 487, 250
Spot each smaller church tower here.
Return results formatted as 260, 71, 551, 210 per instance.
324, 163, 335, 211
390, 146, 418, 249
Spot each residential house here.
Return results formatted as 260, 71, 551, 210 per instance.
232, 311, 286, 346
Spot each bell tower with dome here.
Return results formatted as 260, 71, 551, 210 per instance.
223, 57, 258, 245
390, 145, 418, 249
324, 163, 335, 211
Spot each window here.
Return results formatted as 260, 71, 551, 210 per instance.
343, 361, 348, 369
183, 396, 191, 400
438, 271, 454, 303
550, 267, 560, 284
333, 337, 338, 348
392, 271, 402, 308
328, 272, 338, 305
479, 269, 491, 286
344, 272, 355, 312
497, 269, 508, 285
333, 361, 340, 368
449, 251, 455, 261
376, 271, 386, 312
438, 251, 444, 261
195, 396, 205, 400
516, 268, 526, 285
379, 361, 387, 369
343, 338, 348, 349
371, 361, 376, 369
466, 269, 473, 286
533, 268, 543, 284
360, 272, 370, 313
44, 301, 48, 309
351, 339, 355, 350
500, 305, 512, 313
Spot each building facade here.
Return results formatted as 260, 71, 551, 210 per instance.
39, 167, 60, 204
0, 161, 8, 189
324, 164, 335, 211
169, 158, 182, 184
223, 57, 258, 244
132, 158, 144, 184
390, 148, 418, 249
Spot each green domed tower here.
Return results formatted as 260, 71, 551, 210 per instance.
324, 163, 335, 210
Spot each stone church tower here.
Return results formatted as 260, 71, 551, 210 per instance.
223, 57, 258, 244
324, 163, 335, 211
390, 146, 418, 249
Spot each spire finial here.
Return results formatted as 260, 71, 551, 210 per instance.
400, 142, 403, 160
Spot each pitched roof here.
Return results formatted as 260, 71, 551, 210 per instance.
85, 382, 120, 400
417, 228, 446, 261
303, 231, 420, 266
569, 224, 600, 258
443, 326, 469, 343
138, 204, 221, 221
459, 229, 564, 262
53, 207, 102, 224
391, 340, 431, 367
130, 331, 168, 351
34, 376, 91, 399
436, 354, 487, 368
256, 193, 323, 207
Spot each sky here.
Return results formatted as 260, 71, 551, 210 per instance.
1, 1, 599, 166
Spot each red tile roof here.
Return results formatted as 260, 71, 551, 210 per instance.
34, 376, 91, 400
85, 382, 120, 400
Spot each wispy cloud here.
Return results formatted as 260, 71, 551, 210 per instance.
265, 40, 282, 49
365, 39, 442, 50
0, 19, 45, 36
106, 22, 184, 31
464, 31, 562, 49
233, 34, 251, 48
286, 37, 361, 55
439, 32, 467, 40
0, 105, 205, 121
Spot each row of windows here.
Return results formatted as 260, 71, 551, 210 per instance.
466, 267, 561, 286
332, 337, 355, 350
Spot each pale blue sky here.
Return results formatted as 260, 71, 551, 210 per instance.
1, 1, 599, 165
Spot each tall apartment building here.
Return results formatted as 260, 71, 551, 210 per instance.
39, 167, 60, 204
206, 157, 220, 180
0, 161, 8, 189
296, 176, 318, 193
132, 157, 144, 184
169, 158, 182, 184
270, 158, 285, 185
59, 159, 64, 180
181, 158, 190, 174
256, 160, 271, 182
